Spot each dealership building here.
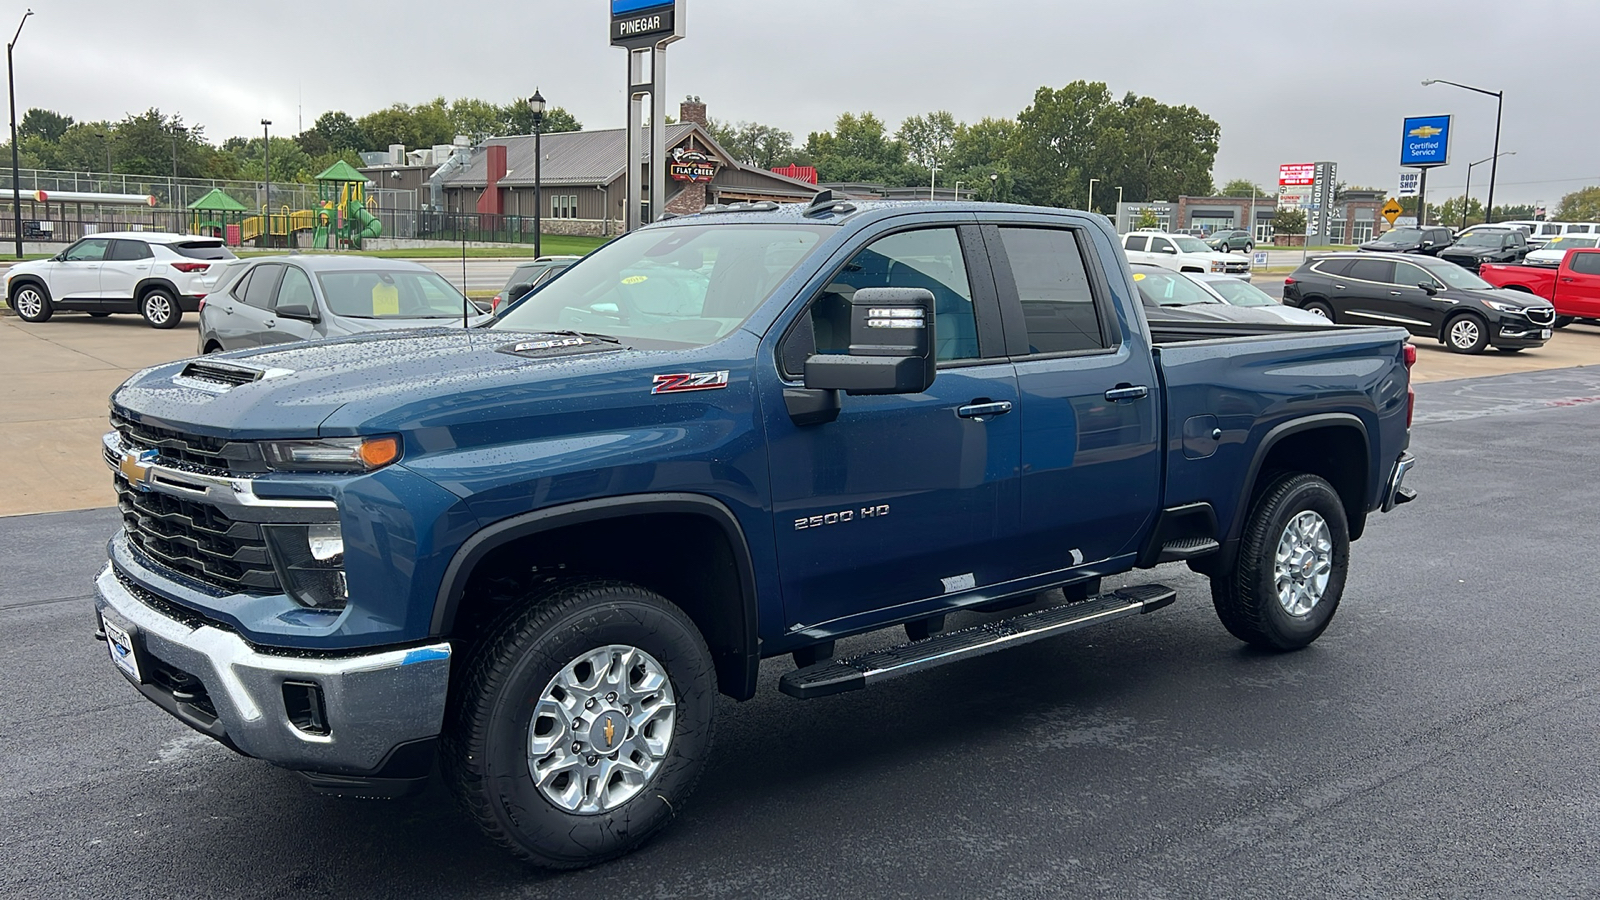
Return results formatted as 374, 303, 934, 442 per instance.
1113, 161, 1386, 245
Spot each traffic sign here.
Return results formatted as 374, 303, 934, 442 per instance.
1401, 115, 1452, 168
1381, 199, 1403, 226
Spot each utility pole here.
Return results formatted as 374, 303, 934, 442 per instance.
261, 119, 271, 248
7, 9, 31, 259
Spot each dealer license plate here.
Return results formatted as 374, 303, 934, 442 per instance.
103, 616, 141, 682
1541, 329, 1552, 340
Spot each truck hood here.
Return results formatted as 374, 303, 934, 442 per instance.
110, 327, 643, 440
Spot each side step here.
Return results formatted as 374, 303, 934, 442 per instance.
1157, 537, 1220, 562
779, 584, 1177, 700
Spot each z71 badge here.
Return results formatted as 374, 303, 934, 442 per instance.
652, 370, 730, 394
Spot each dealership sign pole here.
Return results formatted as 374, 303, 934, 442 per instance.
613, 0, 684, 233
1399, 114, 1451, 228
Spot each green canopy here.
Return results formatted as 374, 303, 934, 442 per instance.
187, 188, 247, 211
314, 160, 367, 182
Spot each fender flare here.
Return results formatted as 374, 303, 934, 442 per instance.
1227, 412, 1371, 547
134, 277, 182, 301
431, 492, 761, 699
7, 275, 49, 301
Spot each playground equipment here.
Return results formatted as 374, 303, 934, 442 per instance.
311, 161, 382, 250
187, 188, 247, 242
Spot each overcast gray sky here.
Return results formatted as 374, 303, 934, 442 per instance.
16, 0, 1596, 207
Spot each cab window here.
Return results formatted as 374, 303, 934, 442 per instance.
62, 238, 109, 262
998, 227, 1107, 354
107, 240, 152, 261
1124, 235, 1148, 252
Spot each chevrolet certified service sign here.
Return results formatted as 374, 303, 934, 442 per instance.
1400, 115, 1452, 168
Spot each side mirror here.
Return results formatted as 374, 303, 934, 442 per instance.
1418, 281, 1440, 294
803, 287, 937, 396
1421, 240, 1434, 248
275, 302, 318, 322
507, 281, 537, 304
1162, 246, 1178, 254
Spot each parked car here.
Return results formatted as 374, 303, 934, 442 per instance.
197, 256, 489, 354
1131, 265, 1319, 326
1520, 235, 1600, 267
5, 232, 236, 328
1437, 226, 1531, 272
1504, 221, 1598, 247
1480, 247, 1600, 328
1182, 272, 1331, 325
1206, 229, 1254, 253
1122, 231, 1249, 274
1283, 252, 1554, 353
96, 200, 1415, 869
491, 256, 580, 313
1358, 226, 1455, 256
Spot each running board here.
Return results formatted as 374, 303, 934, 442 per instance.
779, 584, 1177, 700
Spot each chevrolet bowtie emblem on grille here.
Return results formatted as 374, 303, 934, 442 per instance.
1408, 124, 1443, 139
119, 448, 158, 491
604, 718, 616, 748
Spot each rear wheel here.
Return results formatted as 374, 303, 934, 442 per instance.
1304, 301, 1335, 322
1211, 472, 1349, 651
443, 579, 716, 869
11, 283, 51, 322
1444, 313, 1488, 354
140, 289, 181, 329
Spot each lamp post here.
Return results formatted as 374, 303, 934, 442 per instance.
7, 8, 31, 259
170, 123, 185, 214
988, 172, 998, 202
526, 89, 545, 259
1423, 78, 1504, 222
929, 166, 939, 201
1462, 150, 1515, 229
954, 180, 965, 201
260, 119, 271, 247
1087, 177, 1099, 213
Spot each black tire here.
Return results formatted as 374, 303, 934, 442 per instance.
11, 281, 51, 322
1555, 316, 1574, 329
443, 578, 716, 870
1245, 242, 1254, 254
1443, 312, 1488, 354
88, 311, 112, 318
1210, 472, 1349, 651
139, 289, 181, 329
1303, 300, 1335, 322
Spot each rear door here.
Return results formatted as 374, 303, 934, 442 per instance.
101, 239, 154, 309
51, 238, 110, 304
1561, 250, 1600, 318
986, 220, 1160, 580
1335, 257, 1403, 328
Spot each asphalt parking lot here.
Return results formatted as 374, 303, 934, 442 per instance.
5, 368, 1600, 898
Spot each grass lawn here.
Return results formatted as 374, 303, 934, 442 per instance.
237, 235, 608, 259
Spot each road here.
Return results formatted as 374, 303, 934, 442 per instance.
419, 258, 540, 294
5, 367, 1600, 898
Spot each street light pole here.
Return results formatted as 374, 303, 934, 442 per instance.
6, 9, 31, 260
1462, 151, 1515, 229
527, 89, 545, 259
170, 124, 185, 217
988, 172, 998, 202
929, 166, 939, 201
1423, 78, 1504, 223
1087, 177, 1099, 213
260, 119, 271, 248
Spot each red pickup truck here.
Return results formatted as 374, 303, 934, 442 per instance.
1480, 248, 1600, 327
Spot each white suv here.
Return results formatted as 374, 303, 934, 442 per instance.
6, 232, 237, 328
1122, 231, 1250, 275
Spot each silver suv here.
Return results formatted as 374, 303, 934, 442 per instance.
6, 232, 236, 328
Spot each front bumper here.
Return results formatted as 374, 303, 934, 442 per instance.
1490, 318, 1553, 348
94, 562, 452, 776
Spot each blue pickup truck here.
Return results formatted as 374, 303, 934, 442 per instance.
94, 198, 1416, 868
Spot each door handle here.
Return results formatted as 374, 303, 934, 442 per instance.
1334, 284, 1346, 290
957, 400, 1013, 419
1561, 277, 1576, 283
1389, 290, 1402, 296
1105, 385, 1150, 402
265, 319, 276, 328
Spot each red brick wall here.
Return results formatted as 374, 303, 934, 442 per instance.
665, 181, 707, 215
475, 145, 508, 215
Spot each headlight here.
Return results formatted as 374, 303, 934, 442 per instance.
259, 435, 401, 472
1210, 262, 1225, 272
1484, 301, 1528, 314
264, 523, 347, 609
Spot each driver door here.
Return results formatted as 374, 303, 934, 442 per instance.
52, 238, 111, 304
257, 265, 320, 347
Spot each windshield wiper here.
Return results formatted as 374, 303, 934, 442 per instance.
519, 328, 626, 345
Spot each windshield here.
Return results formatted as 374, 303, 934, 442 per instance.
1205, 278, 1276, 307
1421, 260, 1492, 290
1547, 237, 1599, 251
492, 224, 829, 348
1172, 236, 1212, 254
1457, 232, 1509, 248
1374, 228, 1421, 244
315, 269, 470, 319
1134, 270, 1221, 306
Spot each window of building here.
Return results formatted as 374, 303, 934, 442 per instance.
1350, 222, 1374, 244
550, 195, 578, 219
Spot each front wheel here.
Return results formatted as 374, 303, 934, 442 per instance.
1444, 313, 1488, 354
1211, 472, 1349, 651
11, 283, 51, 322
443, 579, 716, 869
140, 289, 181, 329
1555, 316, 1574, 329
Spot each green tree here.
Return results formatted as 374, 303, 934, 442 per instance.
1554, 187, 1600, 221
1274, 208, 1306, 235
357, 99, 454, 150
706, 119, 798, 169
1013, 81, 1118, 209
310, 111, 367, 152
19, 108, 72, 143
897, 110, 958, 176
1134, 207, 1161, 230
1111, 92, 1218, 202
500, 100, 581, 136
1436, 195, 1485, 228
805, 112, 909, 184
449, 98, 505, 144
1219, 178, 1268, 198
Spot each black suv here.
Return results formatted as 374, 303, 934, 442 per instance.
1207, 229, 1254, 253
1283, 252, 1555, 353
1437, 227, 1531, 273
1359, 226, 1455, 256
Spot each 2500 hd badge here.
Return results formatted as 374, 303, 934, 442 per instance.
795, 504, 890, 530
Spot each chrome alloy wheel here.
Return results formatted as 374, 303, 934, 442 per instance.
14, 287, 43, 318
1274, 510, 1333, 617
1307, 306, 1329, 319
528, 644, 677, 815
1449, 317, 1481, 350
143, 293, 172, 325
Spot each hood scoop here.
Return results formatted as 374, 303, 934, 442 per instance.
173, 360, 293, 392
496, 334, 620, 360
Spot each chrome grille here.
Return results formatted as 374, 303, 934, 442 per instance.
1525, 307, 1555, 326
116, 475, 280, 594
111, 412, 260, 474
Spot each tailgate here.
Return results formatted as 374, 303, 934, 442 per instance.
1154, 326, 1410, 543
